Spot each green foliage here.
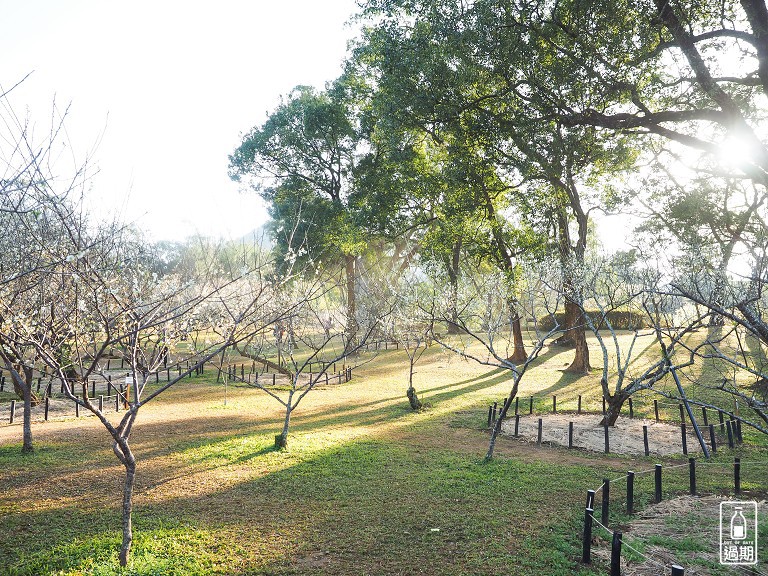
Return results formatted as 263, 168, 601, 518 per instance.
538, 309, 649, 331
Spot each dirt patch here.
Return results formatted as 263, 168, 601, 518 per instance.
501, 413, 706, 456
593, 495, 767, 575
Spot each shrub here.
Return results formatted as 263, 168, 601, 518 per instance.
537, 309, 649, 331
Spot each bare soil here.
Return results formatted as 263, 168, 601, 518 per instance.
501, 413, 707, 456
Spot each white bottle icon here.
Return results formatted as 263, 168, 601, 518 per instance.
731, 506, 747, 540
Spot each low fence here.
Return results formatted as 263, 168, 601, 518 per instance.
487, 393, 746, 456
579, 457, 766, 574
0, 360, 354, 427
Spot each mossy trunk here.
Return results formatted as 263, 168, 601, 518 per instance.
407, 386, 422, 411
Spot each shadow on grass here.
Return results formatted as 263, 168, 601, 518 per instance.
0, 438, 600, 576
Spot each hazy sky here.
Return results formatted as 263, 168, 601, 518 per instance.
1, 0, 360, 241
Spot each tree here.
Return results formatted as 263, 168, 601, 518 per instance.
229, 82, 368, 343
429, 261, 565, 459
0, 80, 97, 452
230, 269, 386, 449
355, 0, 638, 372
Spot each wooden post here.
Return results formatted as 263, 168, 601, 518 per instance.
487, 406, 493, 428
654, 399, 659, 422
678, 403, 685, 423
568, 421, 574, 448
529, 396, 533, 415
601, 477, 610, 526
726, 420, 734, 448
628, 397, 633, 419
681, 423, 688, 455
44, 397, 49, 421
643, 425, 650, 456
91, 380, 96, 398
552, 395, 557, 413
115, 394, 120, 412
98, 396, 103, 412
604, 424, 610, 454
9, 400, 15, 424
514, 414, 520, 436
718, 410, 725, 432
272, 374, 276, 386
671, 566, 684, 576
627, 471, 635, 514
577, 395, 582, 414
586, 489, 595, 510
582, 507, 594, 564
702, 407, 708, 427
654, 464, 662, 503
709, 424, 717, 454
515, 396, 519, 415
610, 531, 622, 576
602, 396, 606, 415
735, 419, 743, 443
734, 457, 741, 495
537, 418, 543, 445
689, 458, 696, 495
493, 402, 498, 423
75, 400, 80, 418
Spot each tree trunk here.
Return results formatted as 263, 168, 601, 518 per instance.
508, 314, 527, 364
565, 306, 591, 374
599, 393, 628, 427
276, 405, 292, 449
345, 254, 357, 347
446, 239, 462, 334
406, 357, 422, 410
22, 384, 33, 453
119, 456, 136, 567
407, 386, 422, 410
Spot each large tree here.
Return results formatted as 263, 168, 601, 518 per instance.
230, 82, 367, 343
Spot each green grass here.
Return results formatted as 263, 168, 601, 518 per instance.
1, 330, 767, 575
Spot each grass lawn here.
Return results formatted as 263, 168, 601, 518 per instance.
0, 333, 766, 575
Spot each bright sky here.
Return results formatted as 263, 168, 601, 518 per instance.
1, 0, 360, 241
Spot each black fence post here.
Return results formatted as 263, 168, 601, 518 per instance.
9, 400, 15, 424
582, 507, 594, 564
681, 423, 688, 455
643, 425, 649, 456
553, 395, 557, 413
735, 419, 743, 443
577, 395, 582, 414
514, 414, 520, 437
702, 407, 708, 427
628, 397, 634, 419
604, 425, 610, 454
654, 464, 662, 503
726, 420, 735, 448
586, 489, 595, 509
678, 403, 685, 423
515, 397, 519, 415
610, 531, 622, 576
627, 471, 635, 514
568, 421, 574, 449
718, 410, 725, 432
487, 406, 493, 428
689, 458, 696, 495
709, 424, 717, 453
537, 418, 543, 445
44, 397, 49, 421
734, 458, 741, 495
671, 565, 684, 576
601, 478, 610, 526
529, 397, 533, 415
654, 399, 660, 422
